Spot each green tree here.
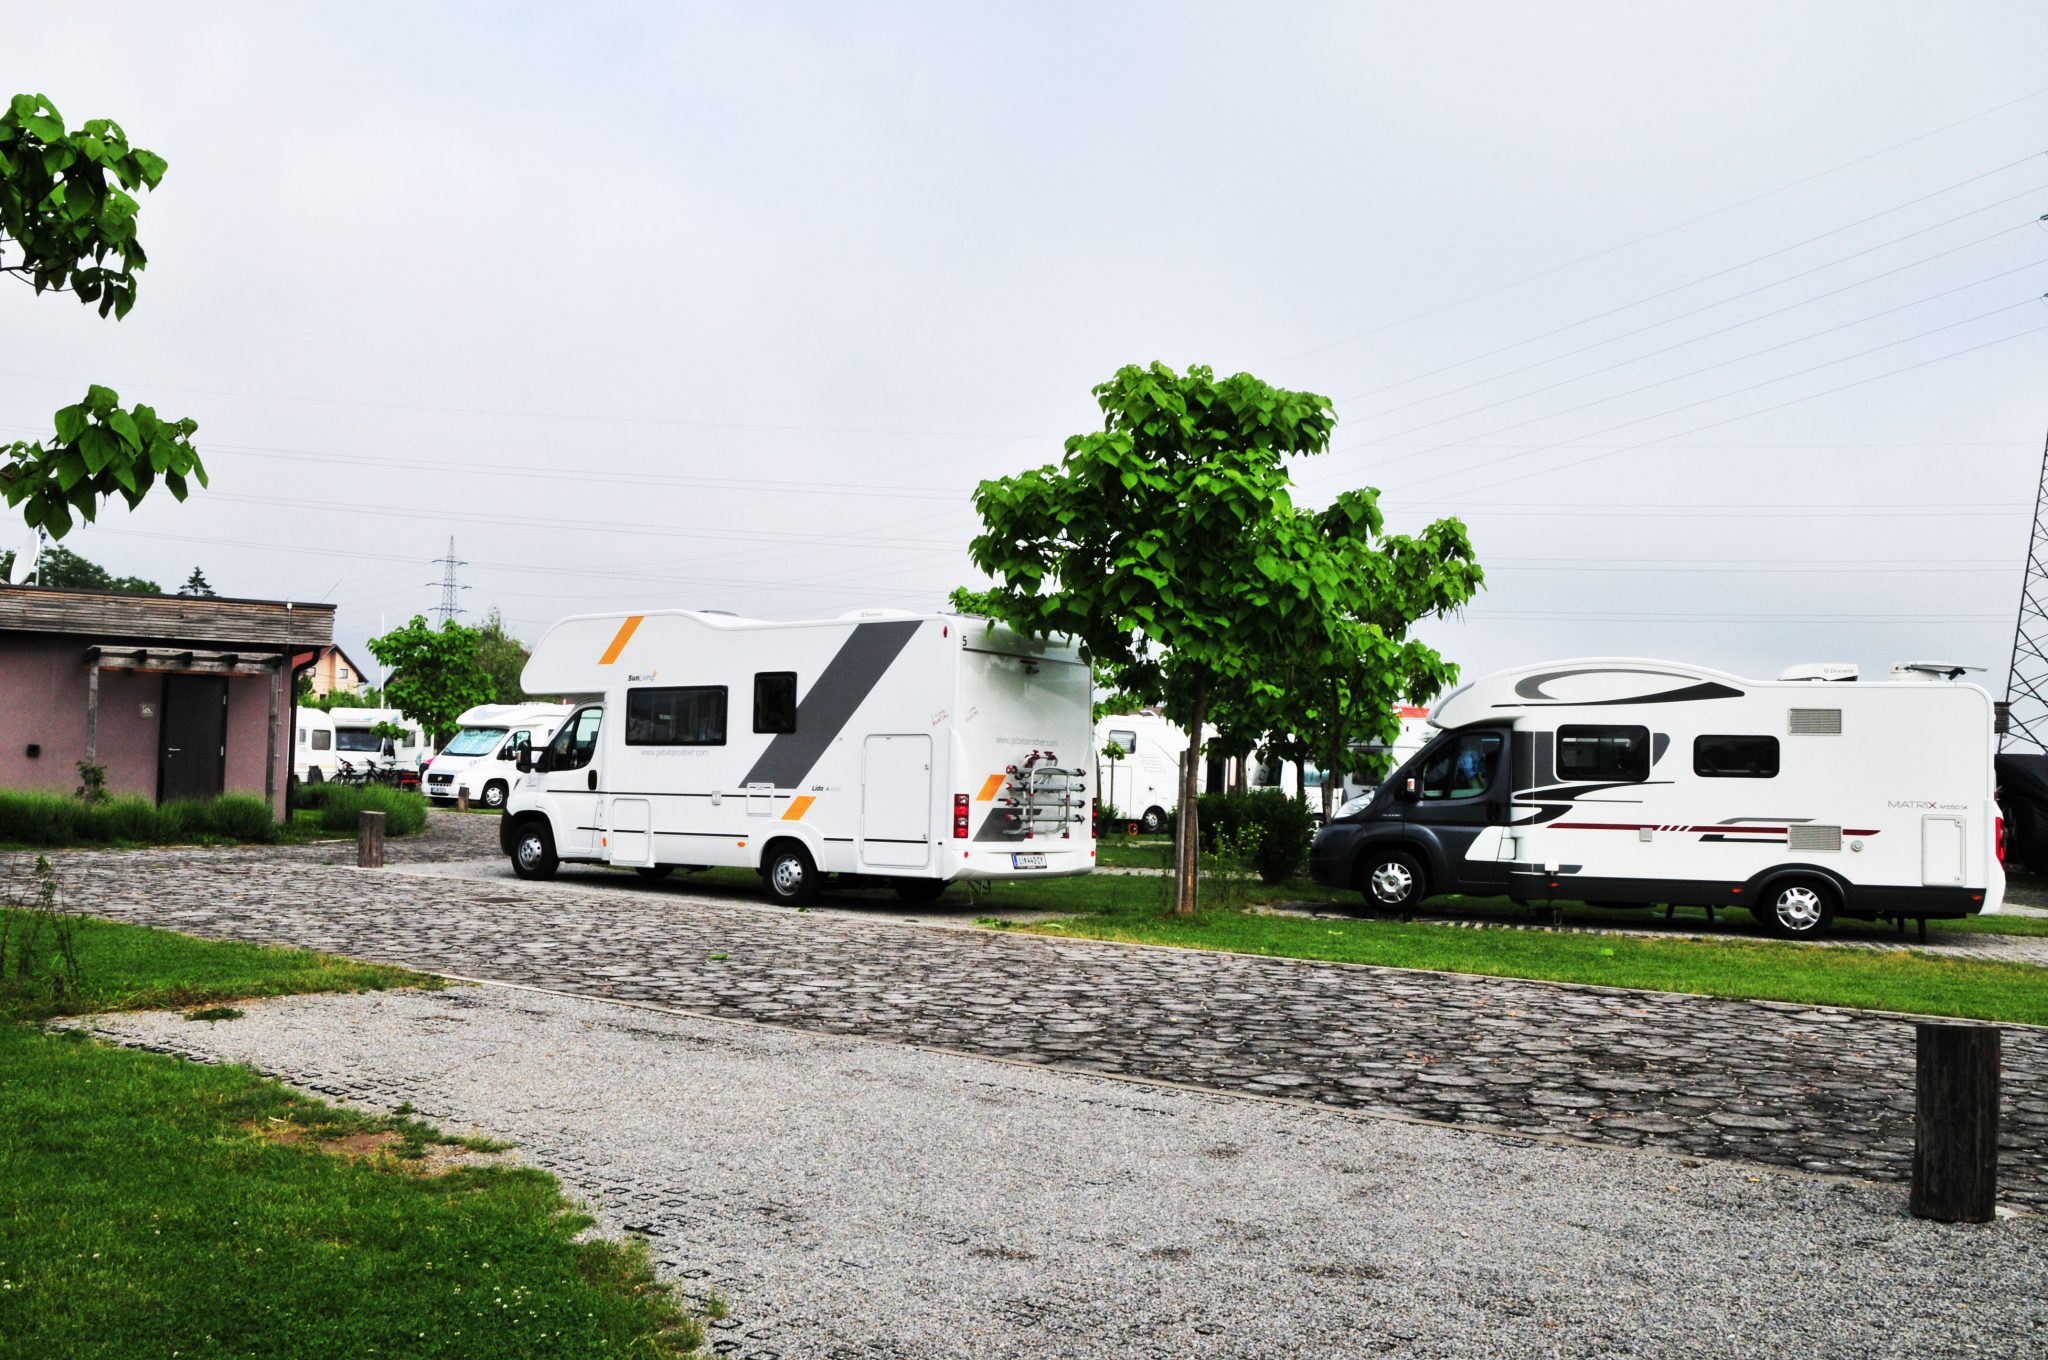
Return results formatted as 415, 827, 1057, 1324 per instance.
0, 92, 205, 539
955, 362, 1356, 914
475, 608, 532, 703
0, 542, 158, 593
366, 617, 494, 745
177, 565, 214, 597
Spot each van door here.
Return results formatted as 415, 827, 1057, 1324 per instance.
539, 705, 605, 859
861, 734, 932, 869
1406, 727, 1512, 896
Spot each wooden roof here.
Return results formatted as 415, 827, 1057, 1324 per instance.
0, 585, 334, 651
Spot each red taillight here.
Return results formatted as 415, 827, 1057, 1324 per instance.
1996, 816, 2006, 864
953, 793, 970, 839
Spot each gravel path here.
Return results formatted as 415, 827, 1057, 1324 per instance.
25, 840, 2048, 1209
79, 986, 2048, 1360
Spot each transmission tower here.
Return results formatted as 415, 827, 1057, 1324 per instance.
428, 537, 470, 625
2002, 429, 2048, 753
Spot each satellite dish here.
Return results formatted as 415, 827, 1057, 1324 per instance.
6, 536, 41, 587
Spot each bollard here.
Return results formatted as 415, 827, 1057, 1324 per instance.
457, 789, 469, 814
357, 809, 386, 869
1911, 1021, 2000, 1222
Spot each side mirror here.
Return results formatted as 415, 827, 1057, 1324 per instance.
515, 748, 536, 773
1398, 777, 1420, 803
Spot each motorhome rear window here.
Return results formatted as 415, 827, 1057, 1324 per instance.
1694, 734, 1779, 778
628, 686, 727, 745
335, 730, 383, 753
1556, 725, 1649, 782
1108, 729, 1137, 754
753, 673, 797, 734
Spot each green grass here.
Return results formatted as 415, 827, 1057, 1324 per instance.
0, 907, 432, 1023
0, 910, 710, 1356
0, 1025, 705, 1358
0, 789, 287, 849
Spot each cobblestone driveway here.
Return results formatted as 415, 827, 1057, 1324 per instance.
22, 823, 2048, 1209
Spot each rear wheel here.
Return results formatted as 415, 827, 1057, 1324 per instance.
1140, 806, 1167, 834
1757, 877, 1835, 939
1357, 849, 1427, 913
481, 780, 509, 809
892, 878, 948, 904
510, 821, 559, 881
763, 843, 822, 906
634, 865, 674, 880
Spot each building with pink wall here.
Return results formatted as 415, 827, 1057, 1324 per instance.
0, 586, 335, 818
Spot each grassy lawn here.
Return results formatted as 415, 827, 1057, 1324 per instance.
0, 910, 712, 1357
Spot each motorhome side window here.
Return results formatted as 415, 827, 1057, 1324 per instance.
548, 707, 603, 769
1420, 731, 1503, 799
1694, 734, 1779, 778
1556, 725, 1648, 782
753, 673, 797, 734
311, 729, 331, 751
627, 686, 727, 746
498, 730, 532, 761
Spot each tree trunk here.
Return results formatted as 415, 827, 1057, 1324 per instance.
1294, 757, 1305, 804
1175, 685, 1207, 915
1322, 682, 1342, 823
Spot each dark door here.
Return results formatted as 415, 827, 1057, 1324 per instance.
160, 676, 228, 802
1407, 726, 1512, 895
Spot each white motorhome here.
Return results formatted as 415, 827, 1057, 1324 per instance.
1249, 707, 1436, 812
1096, 713, 1189, 833
499, 608, 1096, 903
293, 707, 338, 783
424, 702, 572, 808
1308, 658, 2004, 937
330, 707, 433, 773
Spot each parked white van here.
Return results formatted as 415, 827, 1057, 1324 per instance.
500, 609, 1095, 904
293, 707, 338, 783
331, 707, 433, 773
424, 703, 572, 808
1308, 658, 2004, 936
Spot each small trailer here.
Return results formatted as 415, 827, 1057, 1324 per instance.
500, 609, 1095, 903
1308, 657, 2005, 937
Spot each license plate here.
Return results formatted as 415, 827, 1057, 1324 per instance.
1011, 853, 1046, 870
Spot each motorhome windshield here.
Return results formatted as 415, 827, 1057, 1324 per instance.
442, 727, 507, 756
334, 730, 384, 753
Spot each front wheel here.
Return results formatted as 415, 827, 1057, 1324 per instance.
1357, 849, 1428, 913
1140, 806, 1167, 835
762, 844, 822, 906
481, 780, 509, 809
1757, 877, 1835, 939
892, 878, 948, 904
510, 821, 559, 881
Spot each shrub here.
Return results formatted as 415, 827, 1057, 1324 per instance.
1189, 790, 1314, 883
187, 793, 279, 844
0, 792, 87, 846
315, 785, 428, 837
0, 789, 286, 847
100, 797, 164, 844
291, 779, 334, 813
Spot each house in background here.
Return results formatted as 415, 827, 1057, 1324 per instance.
305, 642, 368, 698
0, 586, 335, 817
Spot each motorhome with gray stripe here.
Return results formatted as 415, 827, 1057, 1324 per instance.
500, 609, 1094, 903
1307, 657, 2005, 937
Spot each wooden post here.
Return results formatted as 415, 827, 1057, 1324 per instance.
357, 810, 386, 869
1911, 1021, 2000, 1222
84, 660, 100, 762
457, 788, 470, 813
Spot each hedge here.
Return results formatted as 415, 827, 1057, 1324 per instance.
0, 791, 280, 847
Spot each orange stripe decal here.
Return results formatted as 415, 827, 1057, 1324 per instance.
781, 795, 815, 821
598, 615, 644, 665
976, 773, 1006, 802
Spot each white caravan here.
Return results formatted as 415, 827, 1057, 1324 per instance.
1308, 658, 2004, 937
330, 707, 433, 773
499, 609, 1096, 903
293, 707, 338, 783
1096, 712, 1189, 832
424, 702, 573, 808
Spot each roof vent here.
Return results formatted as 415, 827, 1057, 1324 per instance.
1789, 708, 1842, 735
1778, 662, 1858, 682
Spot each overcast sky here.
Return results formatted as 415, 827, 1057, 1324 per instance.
7, 2, 2048, 701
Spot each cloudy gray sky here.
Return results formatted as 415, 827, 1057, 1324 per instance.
7, 2, 2048, 699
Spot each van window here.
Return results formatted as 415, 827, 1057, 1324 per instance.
1694, 734, 1779, 778
1107, 729, 1137, 755
753, 673, 797, 734
297, 729, 306, 746
311, 729, 332, 751
1557, 725, 1649, 782
498, 730, 533, 761
548, 707, 603, 769
627, 686, 727, 746
1420, 731, 1503, 799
